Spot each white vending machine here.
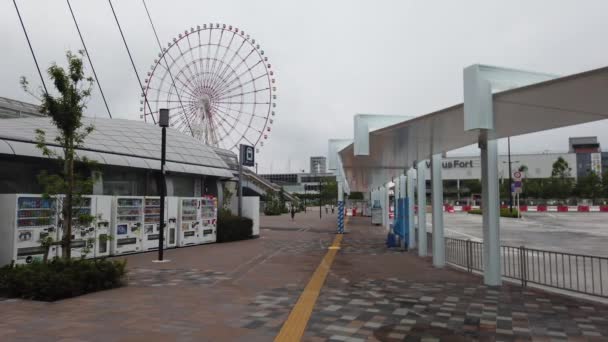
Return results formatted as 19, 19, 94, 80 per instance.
143, 197, 178, 251
92, 195, 112, 258
58, 195, 113, 259
111, 196, 144, 255
199, 196, 217, 244
58, 196, 94, 259
177, 197, 201, 246
0, 194, 61, 266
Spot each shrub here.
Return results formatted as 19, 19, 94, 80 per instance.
0, 258, 126, 301
217, 211, 253, 242
468, 208, 520, 218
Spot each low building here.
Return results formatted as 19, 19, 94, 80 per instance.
0, 117, 236, 201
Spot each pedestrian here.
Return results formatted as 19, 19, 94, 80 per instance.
290, 205, 296, 221
325, 204, 329, 214
331, 205, 335, 214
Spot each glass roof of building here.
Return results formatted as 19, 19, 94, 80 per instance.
0, 117, 235, 178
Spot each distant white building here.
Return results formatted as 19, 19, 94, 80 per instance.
310, 156, 326, 174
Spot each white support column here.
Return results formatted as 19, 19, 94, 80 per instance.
399, 176, 406, 201
417, 160, 427, 256
431, 153, 445, 268
481, 136, 501, 286
407, 168, 415, 249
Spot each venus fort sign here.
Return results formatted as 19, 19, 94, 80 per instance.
424, 159, 474, 169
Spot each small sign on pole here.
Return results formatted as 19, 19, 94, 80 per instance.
512, 171, 523, 194
240, 144, 255, 167
238, 144, 255, 218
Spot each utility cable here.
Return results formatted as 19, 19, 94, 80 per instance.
142, 0, 193, 136
12, 0, 48, 96
66, 0, 112, 118
107, 0, 156, 124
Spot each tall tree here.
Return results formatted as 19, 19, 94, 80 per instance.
574, 171, 603, 202
549, 157, 574, 200
23, 51, 97, 259
603, 171, 608, 199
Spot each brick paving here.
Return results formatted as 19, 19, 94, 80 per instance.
303, 216, 608, 342
1, 209, 608, 341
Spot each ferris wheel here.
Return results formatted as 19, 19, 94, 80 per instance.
141, 23, 276, 153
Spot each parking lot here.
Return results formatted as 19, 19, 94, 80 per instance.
437, 212, 608, 257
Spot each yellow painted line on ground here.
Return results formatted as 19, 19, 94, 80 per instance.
274, 217, 348, 342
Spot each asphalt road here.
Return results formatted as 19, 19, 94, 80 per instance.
433, 212, 608, 257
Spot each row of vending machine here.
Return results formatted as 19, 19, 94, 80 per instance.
0, 194, 218, 266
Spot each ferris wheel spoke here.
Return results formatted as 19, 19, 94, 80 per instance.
215, 115, 245, 146
162, 45, 200, 91
174, 40, 202, 94
212, 101, 270, 121
217, 73, 267, 99
153, 63, 199, 98
207, 29, 225, 91
210, 104, 247, 132
184, 33, 201, 81
212, 38, 247, 91
215, 60, 262, 97
215, 87, 270, 102
146, 82, 197, 101
210, 104, 262, 134
211, 117, 236, 148
202, 28, 213, 89
215, 48, 257, 91
197, 30, 206, 92
208, 31, 237, 92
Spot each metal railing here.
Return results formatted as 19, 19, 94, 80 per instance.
418, 229, 608, 298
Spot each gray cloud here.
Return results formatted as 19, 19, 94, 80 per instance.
2, 0, 608, 174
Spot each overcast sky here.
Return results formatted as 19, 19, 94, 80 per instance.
2, 0, 608, 174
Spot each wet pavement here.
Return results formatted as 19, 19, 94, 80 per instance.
0, 210, 607, 341
440, 212, 608, 256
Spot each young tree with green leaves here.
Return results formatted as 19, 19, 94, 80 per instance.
574, 171, 603, 202
603, 171, 608, 199
549, 157, 574, 201
22, 51, 97, 259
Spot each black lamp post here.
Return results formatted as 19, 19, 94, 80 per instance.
319, 177, 323, 219
157, 108, 169, 261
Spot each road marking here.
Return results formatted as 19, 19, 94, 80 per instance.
445, 228, 482, 242
274, 219, 347, 341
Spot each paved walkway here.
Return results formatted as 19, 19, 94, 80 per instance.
1, 210, 607, 341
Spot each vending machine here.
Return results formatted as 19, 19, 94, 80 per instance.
58, 196, 94, 259
58, 195, 113, 259
177, 197, 201, 246
111, 196, 144, 255
199, 196, 217, 244
93, 195, 112, 258
0, 194, 61, 266
142, 197, 178, 251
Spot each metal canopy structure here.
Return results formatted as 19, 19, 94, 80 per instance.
331, 64, 608, 287
339, 66, 608, 192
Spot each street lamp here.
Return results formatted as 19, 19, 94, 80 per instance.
156, 108, 169, 262
319, 177, 323, 219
